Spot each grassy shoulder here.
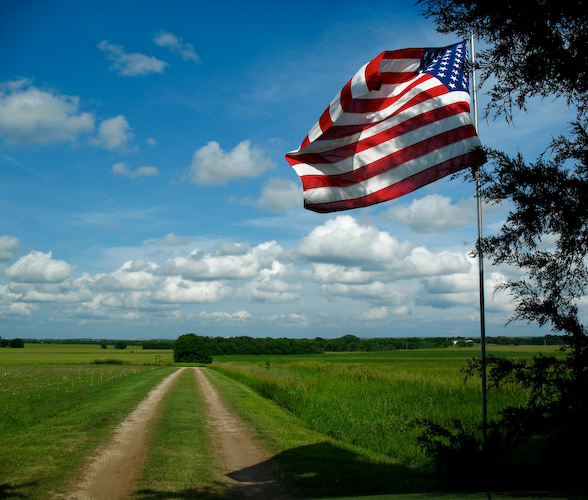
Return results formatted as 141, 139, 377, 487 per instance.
0, 365, 175, 500
203, 367, 434, 499
135, 368, 225, 500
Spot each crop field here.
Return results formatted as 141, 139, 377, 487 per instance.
0, 342, 567, 499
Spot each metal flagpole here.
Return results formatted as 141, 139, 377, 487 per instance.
470, 32, 488, 446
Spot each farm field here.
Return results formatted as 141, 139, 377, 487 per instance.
0, 342, 574, 499
0, 342, 174, 365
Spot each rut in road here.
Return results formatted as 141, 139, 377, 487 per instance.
64, 367, 186, 500
194, 367, 293, 499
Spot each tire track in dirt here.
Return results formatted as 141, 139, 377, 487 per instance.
193, 367, 293, 499
63, 367, 185, 500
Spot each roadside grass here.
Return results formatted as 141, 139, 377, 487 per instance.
135, 368, 225, 500
209, 355, 530, 468
203, 368, 434, 498
0, 342, 174, 365
0, 364, 175, 499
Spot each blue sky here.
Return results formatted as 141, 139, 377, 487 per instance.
0, 0, 576, 340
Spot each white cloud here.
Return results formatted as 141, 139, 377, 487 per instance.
386, 194, 475, 233
361, 306, 389, 320
153, 276, 231, 303
4, 250, 77, 283
154, 30, 199, 62
0, 235, 19, 261
111, 162, 159, 178
158, 241, 283, 280
98, 40, 168, 76
296, 215, 413, 265
186, 140, 275, 185
199, 310, 251, 321
92, 115, 134, 151
259, 177, 302, 211
0, 80, 94, 144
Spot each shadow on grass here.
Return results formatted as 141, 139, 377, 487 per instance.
0, 482, 37, 499
136, 441, 433, 500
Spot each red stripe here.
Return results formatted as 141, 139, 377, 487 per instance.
318, 107, 333, 134
341, 73, 434, 114
300, 123, 478, 191
305, 151, 482, 213
294, 101, 472, 168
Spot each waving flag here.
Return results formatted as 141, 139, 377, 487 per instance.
285, 41, 485, 213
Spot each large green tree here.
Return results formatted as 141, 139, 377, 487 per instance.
173, 333, 212, 364
417, 0, 588, 491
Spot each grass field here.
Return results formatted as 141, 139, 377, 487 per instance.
210, 345, 564, 468
0, 342, 174, 365
0, 342, 571, 499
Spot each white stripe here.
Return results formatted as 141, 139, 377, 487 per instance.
303, 136, 482, 205
290, 87, 470, 156
378, 57, 421, 74
291, 111, 474, 177
350, 62, 370, 98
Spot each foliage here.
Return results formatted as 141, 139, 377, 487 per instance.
173, 333, 212, 364
8, 338, 24, 348
114, 340, 127, 350
418, 0, 588, 119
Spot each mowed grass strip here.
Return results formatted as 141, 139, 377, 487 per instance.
203, 368, 433, 498
135, 368, 224, 500
0, 365, 175, 499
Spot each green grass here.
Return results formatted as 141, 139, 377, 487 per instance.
135, 368, 224, 500
210, 346, 562, 469
0, 364, 175, 499
203, 367, 435, 498
0, 342, 174, 365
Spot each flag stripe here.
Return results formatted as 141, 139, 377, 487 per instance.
303, 150, 483, 213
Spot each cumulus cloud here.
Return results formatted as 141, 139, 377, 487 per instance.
98, 40, 168, 76
0, 235, 19, 261
296, 215, 413, 265
158, 241, 283, 280
91, 115, 134, 151
153, 276, 231, 303
361, 306, 389, 320
4, 250, 77, 283
386, 194, 475, 233
154, 30, 199, 62
186, 140, 275, 185
111, 162, 159, 178
259, 177, 302, 211
0, 80, 94, 144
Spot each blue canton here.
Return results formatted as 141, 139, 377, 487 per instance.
419, 41, 469, 93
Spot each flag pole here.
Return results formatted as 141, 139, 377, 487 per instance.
470, 32, 488, 446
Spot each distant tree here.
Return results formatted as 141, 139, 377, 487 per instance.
100, 342, 107, 349
9, 338, 24, 348
114, 341, 127, 350
173, 333, 212, 364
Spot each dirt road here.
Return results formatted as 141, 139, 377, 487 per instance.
193, 367, 292, 499
64, 367, 291, 500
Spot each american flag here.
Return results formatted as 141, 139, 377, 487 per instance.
285, 41, 485, 213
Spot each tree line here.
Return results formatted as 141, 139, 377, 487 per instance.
0, 334, 563, 352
